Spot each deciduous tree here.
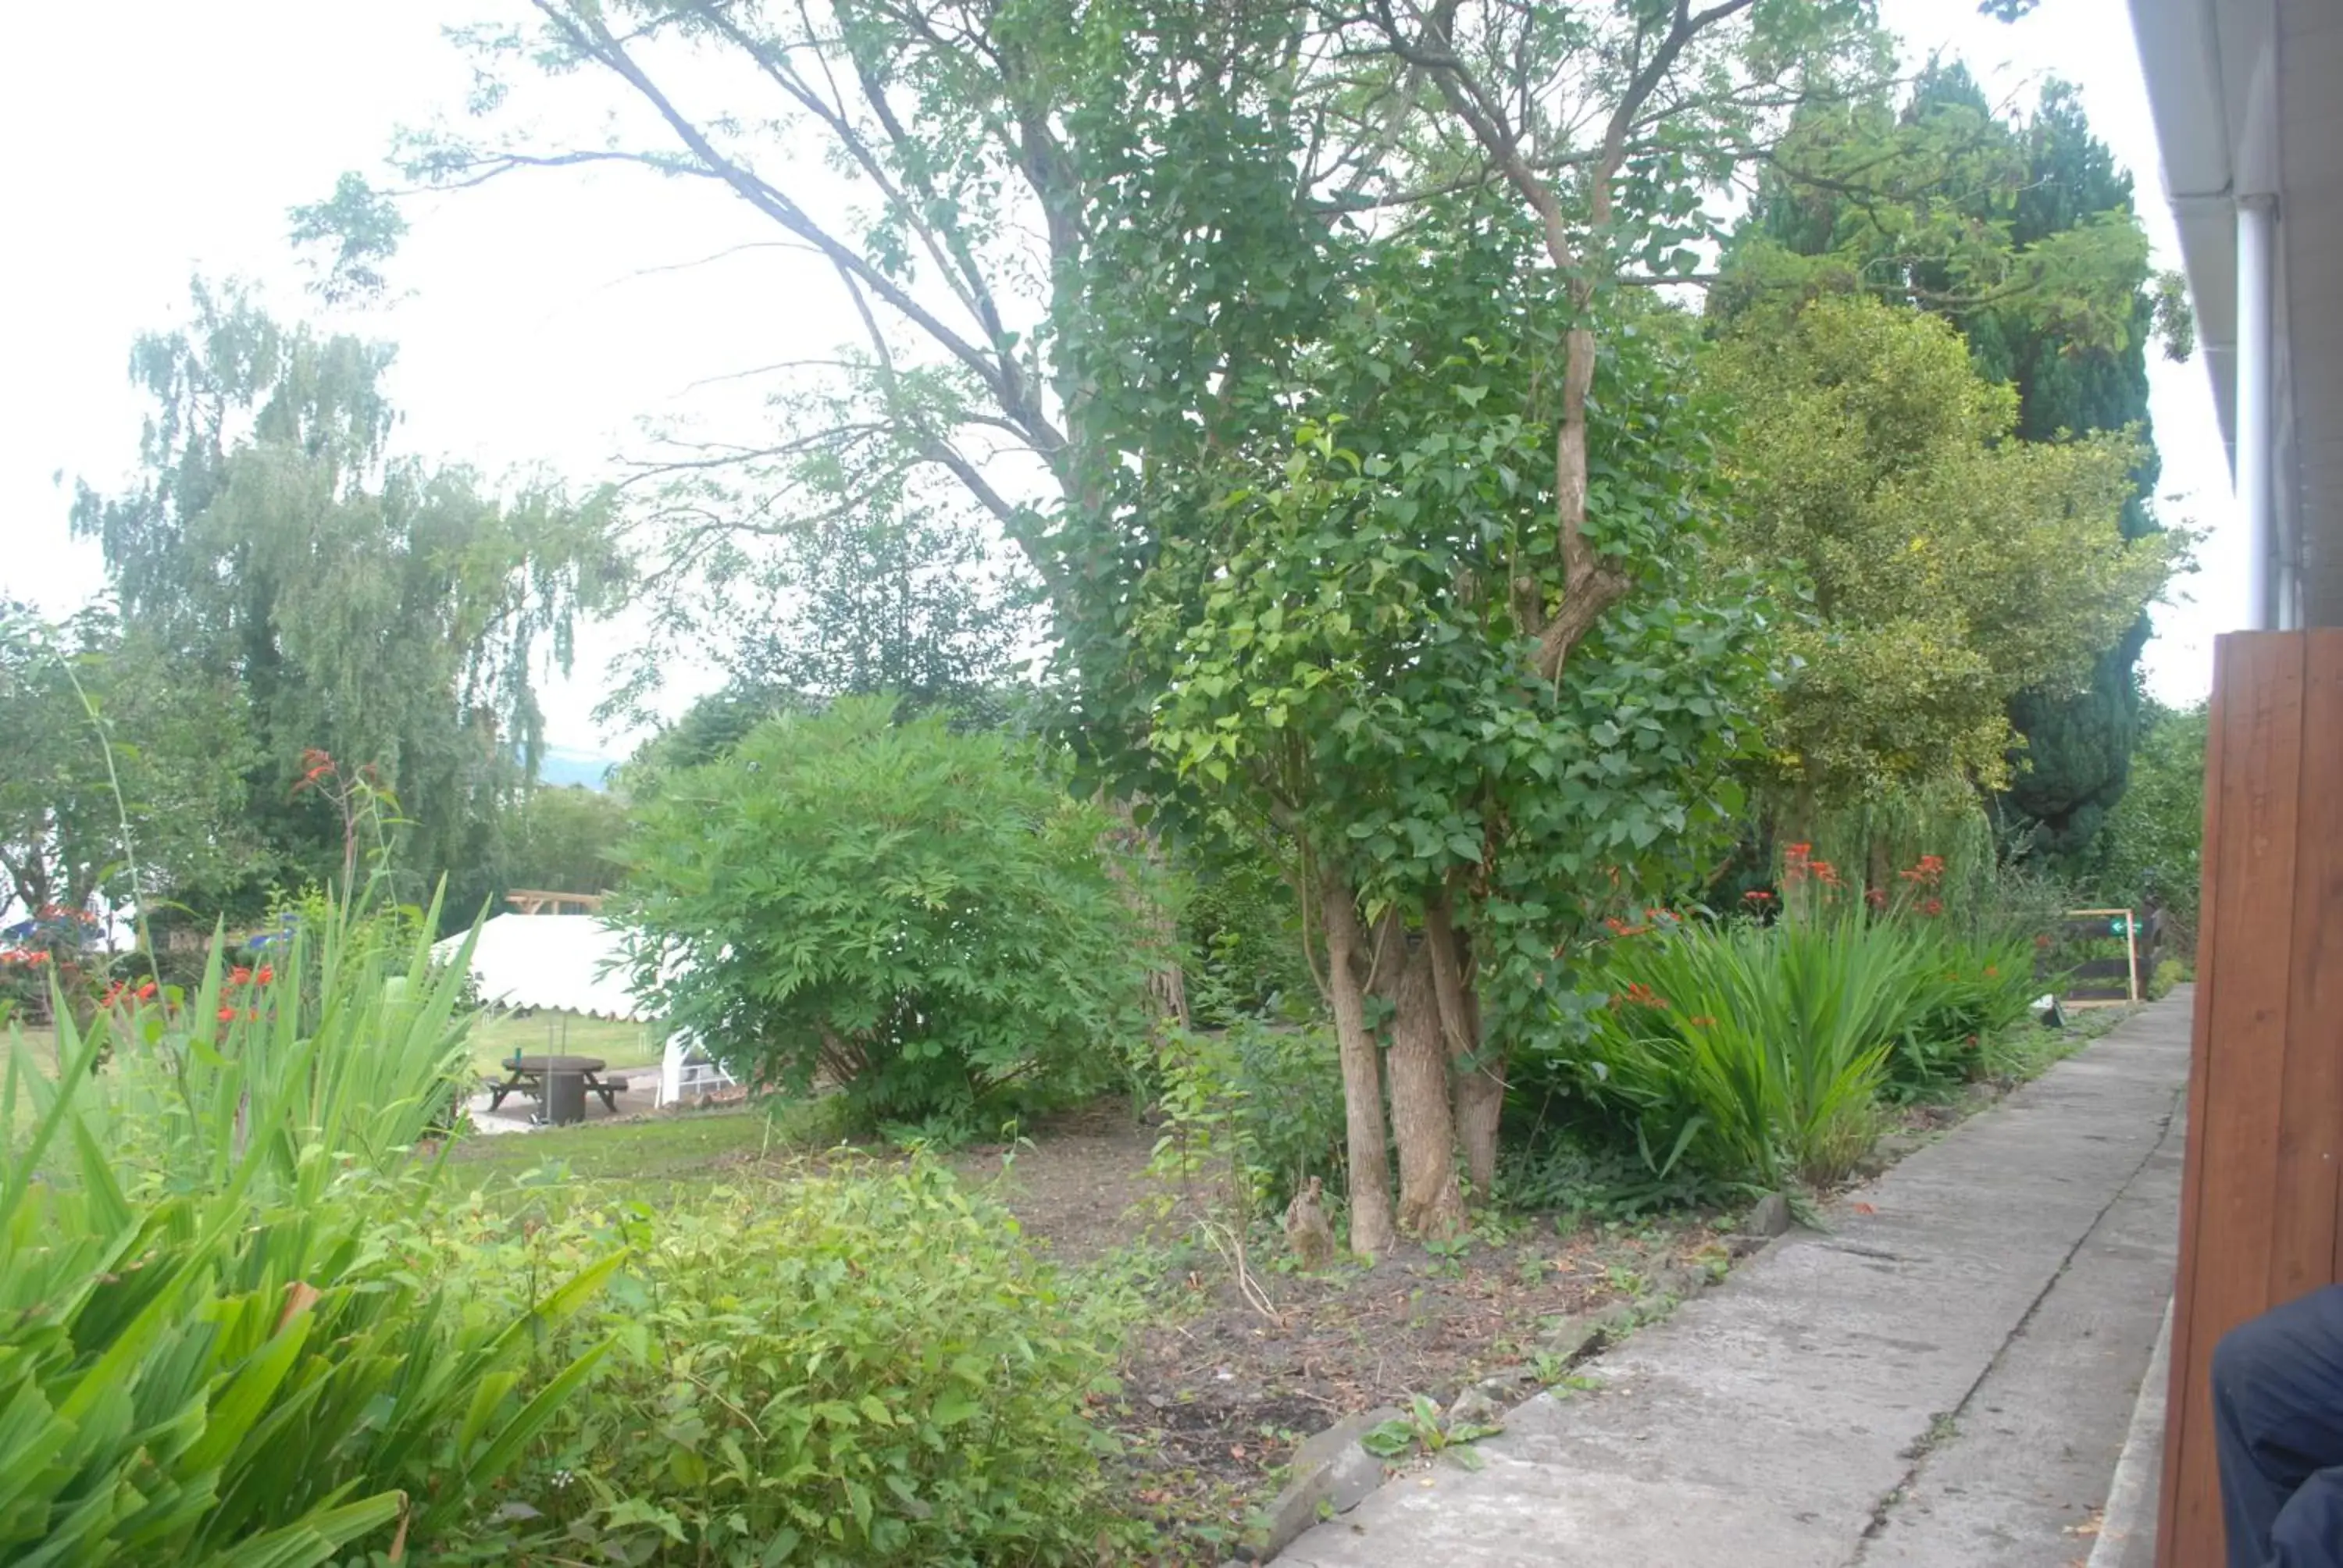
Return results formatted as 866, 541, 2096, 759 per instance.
1705, 294, 2173, 814
72, 283, 619, 920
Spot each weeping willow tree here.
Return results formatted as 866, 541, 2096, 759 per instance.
71, 282, 622, 925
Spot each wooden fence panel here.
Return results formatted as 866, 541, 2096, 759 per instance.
2159, 631, 2343, 1565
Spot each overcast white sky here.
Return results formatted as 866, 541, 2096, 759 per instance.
0, 0, 2237, 756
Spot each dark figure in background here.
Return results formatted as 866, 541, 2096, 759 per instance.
2216, 1285, 2343, 1566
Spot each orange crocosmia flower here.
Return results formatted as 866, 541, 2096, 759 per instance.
256, 965, 274, 985
217, 1007, 237, 1023
136, 982, 157, 1000
230, 966, 252, 985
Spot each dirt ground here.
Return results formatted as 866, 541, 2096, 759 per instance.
947, 1102, 1728, 1559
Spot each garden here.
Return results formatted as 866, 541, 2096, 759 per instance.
0, 1, 2212, 1563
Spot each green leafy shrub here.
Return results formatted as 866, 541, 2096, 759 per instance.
1565, 920, 1938, 1188
439, 1160, 1136, 1566
1145, 1017, 1344, 1217
0, 893, 613, 1565
1176, 844, 1313, 1026
615, 697, 1163, 1127
2088, 699, 2206, 934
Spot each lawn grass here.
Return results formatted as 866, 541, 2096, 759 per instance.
465, 1010, 659, 1079
16, 1011, 654, 1083
442, 1097, 844, 1194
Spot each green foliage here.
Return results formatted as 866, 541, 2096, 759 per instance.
70, 282, 621, 925
1722, 68, 2183, 850
1890, 930, 2046, 1099
614, 697, 1161, 1126
620, 508, 1040, 732
1706, 295, 2174, 804
0, 896, 613, 1563
1544, 897, 2063, 1187
1566, 920, 1936, 1188
1143, 1019, 1346, 1217
499, 783, 630, 896
1138, 203, 1771, 992
433, 1162, 1135, 1566
0, 600, 259, 926
2088, 701, 2206, 931
1360, 1394, 1501, 1465
1178, 845, 1314, 1026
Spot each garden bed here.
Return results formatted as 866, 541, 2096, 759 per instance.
431, 1007, 2133, 1561
942, 1103, 1728, 1558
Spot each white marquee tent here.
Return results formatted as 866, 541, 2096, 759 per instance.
433, 914, 734, 1106
434, 913, 647, 1019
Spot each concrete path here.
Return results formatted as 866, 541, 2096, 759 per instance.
1275, 991, 2192, 1568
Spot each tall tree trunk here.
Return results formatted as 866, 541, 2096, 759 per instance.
1428, 900, 1503, 1196
1386, 934, 1466, 1239
1320, 869, 1397, 1260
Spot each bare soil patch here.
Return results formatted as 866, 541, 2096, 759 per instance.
945, 1100, 1728, 1559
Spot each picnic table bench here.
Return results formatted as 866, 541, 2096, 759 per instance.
487, 1053, 632, 1121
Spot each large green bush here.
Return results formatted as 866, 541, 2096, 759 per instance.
615, 697, 1162, 1128
0, 892, 612, 1566
436, 1160, 1136, 1566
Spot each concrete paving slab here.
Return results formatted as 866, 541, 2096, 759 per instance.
1275, 991, 2192, 1568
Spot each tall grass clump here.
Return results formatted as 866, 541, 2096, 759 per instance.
0, 886, 615, 1566
1577, 918, 1935, 1188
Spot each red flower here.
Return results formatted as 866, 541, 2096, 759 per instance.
230, 966, 252, 985
1785, 843, 1813, 861
1922, 898, 1944, 917
256, 965, 274, 985
135, 981, 157, 1001
1865, 887, 1887, 910
1743, 889, 1775, 903
217, 1006, 237, 1023
1810, 859, 1842, 887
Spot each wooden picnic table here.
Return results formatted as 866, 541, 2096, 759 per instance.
487, 1053, 633, 1120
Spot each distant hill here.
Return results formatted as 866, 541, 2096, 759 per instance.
538, 747, 619, 790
